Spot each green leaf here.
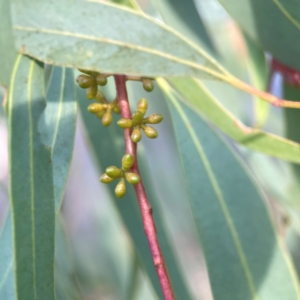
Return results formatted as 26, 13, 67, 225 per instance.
286, 228, 300, 280
244, 33, 269, 127
10, 0, 230, 80
166, 77, 300, 164
138, 147, 193, 300
0, 213, 15, 300
217, 0, 300, 71
39, 66, 77, 212
282, 84, 300, 204
161, 81, 300, 300
0, 0, 17, 87
55, 215, 81, 300
151, 0, 217, 55
77, 81, 191, 299
8, 55, 55, 300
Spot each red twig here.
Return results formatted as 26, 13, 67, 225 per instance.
114, 75, 175, 300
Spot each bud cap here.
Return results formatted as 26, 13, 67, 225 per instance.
125, 173, 140, 185
137, 98, 148, 115
117, 118, 133, 128
143, 126, 158, 139
96, 75, 108, 86
122, 154, 134, 171
106, 166, 123, 178
102, 111, 113, 127
100, 173, 115, 183
88, 103, 104, 114
142, 79, 154, 92
131, 128, 142, 143
76, 74, 93, 88
115, 178, 126, 198
146, 114, 164, 124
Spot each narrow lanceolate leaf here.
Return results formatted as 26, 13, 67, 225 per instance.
166, 77, 300, 164
138, 147, 193, 300
55, 216, 81, 300
10, 0, 230, 80
152, 0, 216, 55
217, 0, 300, 72
0, 213, 15, 300
0, 0, 17, 87
9, 55, 55, 300
39, 66, 77, 212
244, 34, 269, 127
161, 81, 300, 300
282, 84, 300, 204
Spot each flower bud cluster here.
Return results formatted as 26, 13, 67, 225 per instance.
117, 98, 163, 143
100, 154, 140, 198
76, 69, 120, 126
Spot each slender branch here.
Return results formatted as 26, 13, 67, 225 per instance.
114, 75, 175, 300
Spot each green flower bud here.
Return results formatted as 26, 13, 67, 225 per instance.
112, 104, 121, 114
115, 178, 126, 198
137, 98, 148, 115
76, 74, 93, 88
102, 111, 113, 127
143, 126, 158, 139
88, 103, 104, 114
106, 166, 123, 178
117, 118, 133, 128
86, 84, 98, 100
125, 172, 140, 185
95, 90, 106, 103
96, 75, 108, 86
100, 173, 115, 184
97, 110, 106, 119
145, 113, 164, 124
131, 127, 142, 143
122, 154, 134, 171
142, 79, 154, 92
132, 111, 144, 125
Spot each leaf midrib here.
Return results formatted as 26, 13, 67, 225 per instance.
13, 25, 229, 81
27, 59, 37, 300
272, 0, 300, 31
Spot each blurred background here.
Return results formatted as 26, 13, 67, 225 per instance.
1, 0, 298, 299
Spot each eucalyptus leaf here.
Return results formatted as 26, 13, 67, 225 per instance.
244, 33, 269, 127
8, 55, 55, 300
151, 0, 217, 55
282, 84, 300, 204
217, 0, 300, 71
166, 77, 300, 164
0, 0, 17, 87
39, 66, 77, 212
55, 215, 81, 300
161, 80, 300, 300
138, 147, 193, 300
0, 213, 15, 300
10, 0, 230, 80
286, 228, 300, 280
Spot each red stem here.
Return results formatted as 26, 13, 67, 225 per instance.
114, 75, 175, 300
